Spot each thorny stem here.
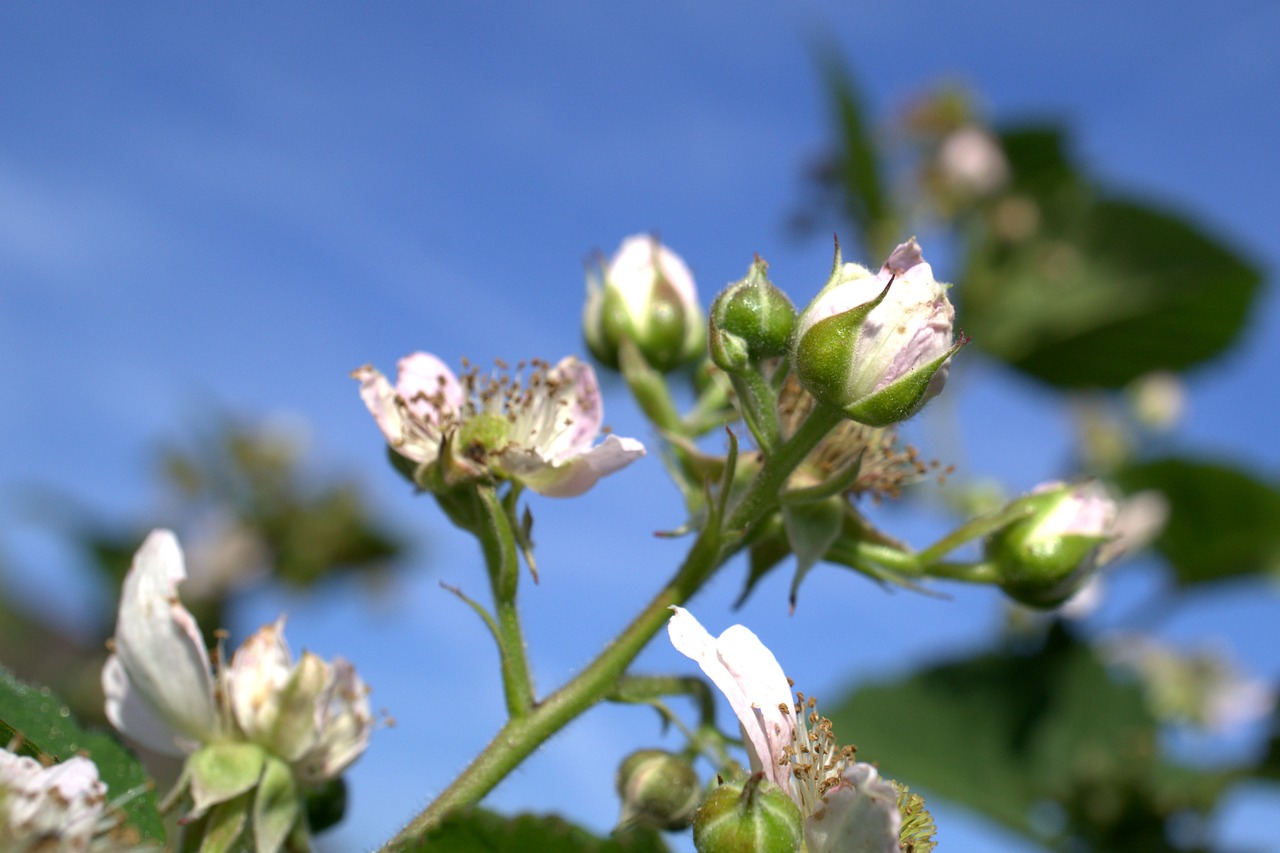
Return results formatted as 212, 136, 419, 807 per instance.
382, 402, 843, 849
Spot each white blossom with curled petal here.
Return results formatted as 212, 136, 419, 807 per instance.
102, 530, 373, 785
0, 749, 107, 852
102, 529, 221, 756
225, 619, 373, 783
667, 607, 901, 853
353, 353, 645, 497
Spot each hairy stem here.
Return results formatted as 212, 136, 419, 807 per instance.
382, 404, 842, 848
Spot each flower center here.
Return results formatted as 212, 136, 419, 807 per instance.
456, 412, 512, 461
784, 691, 858, 818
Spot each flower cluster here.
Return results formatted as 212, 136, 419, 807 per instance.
102, 529, 372, 849
354, 353, 644, 497
668, 607, 908, 853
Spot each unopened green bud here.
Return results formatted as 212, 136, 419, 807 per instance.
615, 749, 701, 830
709, 258, 795, 373
693, 774, 802, 853
792, 238, 961, 427
584, 235, 704, 373
986, 480, 1118, 608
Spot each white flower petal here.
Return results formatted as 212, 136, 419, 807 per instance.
804, 763, 902, 853
102, 654, 199, 756
110, 529, 218, 749
504, 434, 645, 498
667, 607, 795, 791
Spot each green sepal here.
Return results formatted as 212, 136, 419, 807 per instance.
188, 742, 268, 816
793, 281, 891, 410
784, 496, 845, 611
780, 450, 864, 505
709, 325, 751, 375
693, 775, 802, 853
254, 756, 302, 853
198, 790, 252, 853
841, 338, 965, 427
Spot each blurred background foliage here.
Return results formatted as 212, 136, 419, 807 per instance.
799, 53, 1280, 852
0, 412, 409, 732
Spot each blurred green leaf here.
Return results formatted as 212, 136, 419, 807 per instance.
827, 625, 1229, 848
960, 125, 1263, 389
405, 808, 669, 852
0, 666, 165, 844
1114, 457, 1280, 587
816, 50, 896, 258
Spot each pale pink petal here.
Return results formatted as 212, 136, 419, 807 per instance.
546, 357, 604, 456
352, 364, 407, 448
110, 530, 218, 748
804, 763, 902, 853
667, 607, 795, 791
882, 238, 924, 275
501, 434, 645, 498
395, 352, 463, 423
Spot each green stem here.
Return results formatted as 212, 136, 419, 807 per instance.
618, 337, 683, 433
829, 539, 1002, 584
476, 486, 535, 718
382, 403, 842, 849
728, 367, 781, 454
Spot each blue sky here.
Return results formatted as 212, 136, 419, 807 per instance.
2, 3, 1278, 850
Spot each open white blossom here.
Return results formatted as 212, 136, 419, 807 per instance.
667, 607, 901, 853
353, 353, 644, 497
102, 529, 373, 781
0, 749, 107, 852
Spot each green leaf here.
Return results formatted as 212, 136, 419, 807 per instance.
961, 126, 1262, 388
0, 666, 165, 843
1113, 457, 1280, 587
826, 625, 1230, 846
404, 808, 669, 853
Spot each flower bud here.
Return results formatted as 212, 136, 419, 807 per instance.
793, 239, 961, 427
584, 234, 704, 373
709, 258, 796, 373
693, 774, 803, 853
986, 481, 1118, 608
615, 749, 701, 831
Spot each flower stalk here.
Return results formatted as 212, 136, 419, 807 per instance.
383, 400, 843, 848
